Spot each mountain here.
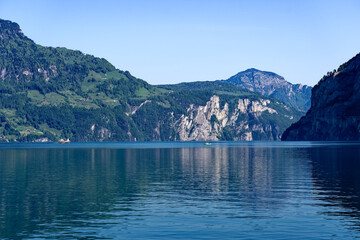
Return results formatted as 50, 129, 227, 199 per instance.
222, 68, 312, 112
159, 81, 303, 141
0, 19, 303, 142
0, 19, 162, 142
282, 53, 360, 141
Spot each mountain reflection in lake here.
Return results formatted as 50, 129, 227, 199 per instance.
0, 142, 360, 239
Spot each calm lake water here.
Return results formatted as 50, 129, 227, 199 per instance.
1, 141, 360, 239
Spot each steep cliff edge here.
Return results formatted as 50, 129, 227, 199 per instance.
282, 53, 360, 141
129, 91, 301, 141
172, 95, 287, 141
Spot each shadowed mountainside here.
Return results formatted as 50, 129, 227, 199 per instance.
282, 53, 360, 141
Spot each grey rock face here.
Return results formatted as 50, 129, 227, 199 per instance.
171, 95, 292, 141
282, 53, 360, 141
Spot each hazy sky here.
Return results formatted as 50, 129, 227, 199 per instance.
1, 0, 360, 86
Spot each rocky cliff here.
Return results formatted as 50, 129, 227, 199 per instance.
172, 95, 286, 141
223, 68, 312, 112
282, 53, 360, 141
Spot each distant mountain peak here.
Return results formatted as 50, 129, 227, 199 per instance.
223, 68, 312, 111
231, 68, 286, 82
243, 68, 272, 73
243, 68, 260, 72
225, 68, 288, 95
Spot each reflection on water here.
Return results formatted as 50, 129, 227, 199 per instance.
0, 143, 359, 239
311, 147, 360, 222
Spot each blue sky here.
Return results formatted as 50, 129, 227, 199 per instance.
1, 0, 360, 86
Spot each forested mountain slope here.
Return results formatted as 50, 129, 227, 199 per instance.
0, 19, 302, 142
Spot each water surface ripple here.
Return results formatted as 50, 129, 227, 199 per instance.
0, 142, 360, 239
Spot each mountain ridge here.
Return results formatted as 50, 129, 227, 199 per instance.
0, 18, 304, 142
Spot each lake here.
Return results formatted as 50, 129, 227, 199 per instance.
0, 141, 360, 239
